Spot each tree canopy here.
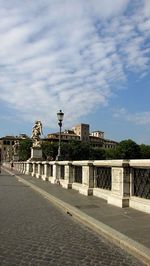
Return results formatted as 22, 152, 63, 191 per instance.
18, 138, 150, 161
140, 144, 150, 159
19, 138, 32, 161
116, 139, 141, 159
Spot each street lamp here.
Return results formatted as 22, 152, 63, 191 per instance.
56, 110, 64, 161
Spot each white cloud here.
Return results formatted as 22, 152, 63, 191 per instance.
113, 108, 150, 125
127, 112, 150, 125
143, 0, 150, 17
86, 0, 130, 18
113, 107, 127, 118
0, 0, 149, 129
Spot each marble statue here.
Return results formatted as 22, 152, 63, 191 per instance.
31, 120, 43, 147
6, 147, 11, 161
13, 140, 20, 155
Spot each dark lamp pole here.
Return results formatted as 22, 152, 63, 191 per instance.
56, 110, 64, 160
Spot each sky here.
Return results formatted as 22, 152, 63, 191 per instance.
0, 0, 150, 144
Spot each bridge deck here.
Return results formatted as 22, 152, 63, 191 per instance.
1, 168, 150, 265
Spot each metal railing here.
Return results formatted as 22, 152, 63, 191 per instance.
133, 168, 150, 199
49, 164, 53, 177
94, 167, 111, 190
35, 164, 38, 174
60, 165, 65, 179
74, 166, 82, 183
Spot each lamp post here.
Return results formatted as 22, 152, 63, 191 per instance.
56, 110, 64, 161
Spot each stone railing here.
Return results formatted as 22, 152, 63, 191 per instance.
3, 159, 150, 213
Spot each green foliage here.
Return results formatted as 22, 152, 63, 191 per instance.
103, 141, 150, 160
19, 139, 32, 161
116, 139, 141, 159
19, 138, 150, 161
41, 141, 58, 160
61, 141, 107, 160
139, 144, 150, 159
89, 147, 106, 160
41, 140, 107, 160
61, 141, 90, 160
41, 139, 143, 160
104, 148, 119, 159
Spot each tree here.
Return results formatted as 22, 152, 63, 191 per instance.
104, 148, 118, 159
61, 141, 90, 160
42, 140, 113, 160
89, 147, 106, 160
19, 139, 32, 161
140, 144, 150, 159
116, 139, 141, 159
61, 141, 107, 160
41, 141, 58, 160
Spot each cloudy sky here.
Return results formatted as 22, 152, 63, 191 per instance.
0, 0, 150, 144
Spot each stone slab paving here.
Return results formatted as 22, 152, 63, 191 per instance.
10, 169, 150, 249
0, 169, 146, 265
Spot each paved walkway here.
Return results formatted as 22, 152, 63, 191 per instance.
2, 167, 150, 265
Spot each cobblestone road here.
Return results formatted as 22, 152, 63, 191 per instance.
0, 172, 144, 266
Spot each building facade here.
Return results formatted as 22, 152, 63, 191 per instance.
72, 124, 90, 142
0, 124, 117, 162
47, 123, 118, 149
0, 134, 29, 162
47, 130, 80, 143
0, 136, 16, 162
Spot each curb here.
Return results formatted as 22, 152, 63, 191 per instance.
4, 168, 150, 265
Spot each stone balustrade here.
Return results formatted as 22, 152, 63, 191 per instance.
3, 159, 150, 213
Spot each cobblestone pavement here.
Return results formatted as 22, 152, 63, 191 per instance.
0, 172, 145, 266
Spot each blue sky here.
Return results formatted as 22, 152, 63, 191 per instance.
0, 0, 150, 144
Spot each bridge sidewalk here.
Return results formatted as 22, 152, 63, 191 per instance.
2, 167, 150, 265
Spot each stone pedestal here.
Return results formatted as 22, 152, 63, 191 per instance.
41, 163, 49, 181
30, 147, 43, 161
25, 162, 32, 175
60, 163, 73, 189
31, 162, 36, 177
36, 163, 42, 178
50, 163, 58, 183
108, 161, 130, 208
79, 162, 94, 196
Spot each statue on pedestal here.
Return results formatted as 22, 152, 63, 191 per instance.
13, 140, 20, 161
6, 147, 11, 161
13, 140, 20, 155
31, 121, 43, 148
29, 121, 43, 161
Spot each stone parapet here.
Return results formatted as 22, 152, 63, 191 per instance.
5, 159, 150, 213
